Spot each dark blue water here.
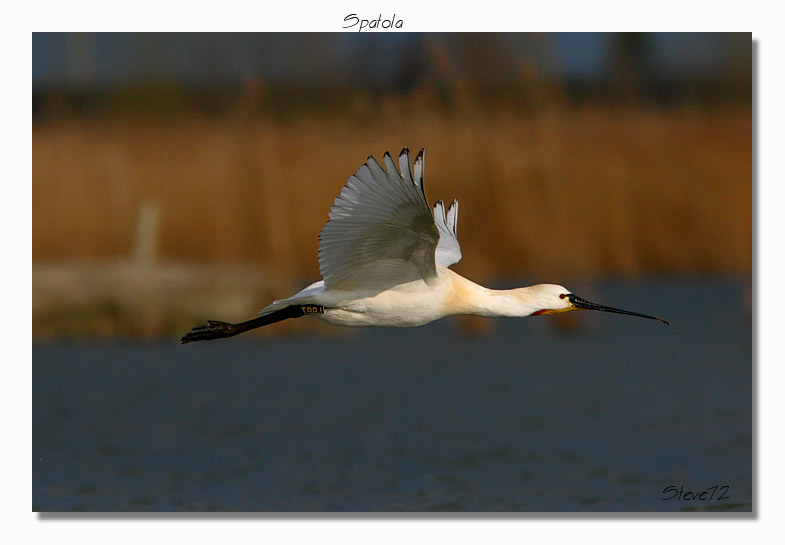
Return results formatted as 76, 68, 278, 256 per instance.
33, 279, 752, 512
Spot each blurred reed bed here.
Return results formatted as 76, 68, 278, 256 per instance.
33, 105, 751, 277
32, 105, 751, 338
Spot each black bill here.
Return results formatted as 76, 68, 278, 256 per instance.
568, 294, 669, 325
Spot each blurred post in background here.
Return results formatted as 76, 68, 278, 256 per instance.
32, 33, 752, 340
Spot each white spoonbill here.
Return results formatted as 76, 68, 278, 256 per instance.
181, 147, 667, 344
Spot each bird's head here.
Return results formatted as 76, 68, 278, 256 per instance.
526, 284, 669, 325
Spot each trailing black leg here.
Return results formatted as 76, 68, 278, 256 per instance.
180, 305, 324, 344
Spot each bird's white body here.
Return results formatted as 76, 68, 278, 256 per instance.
262, 267, 570, 328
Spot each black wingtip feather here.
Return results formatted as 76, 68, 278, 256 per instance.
413, 149, 425, 196
449, 199, 458, 234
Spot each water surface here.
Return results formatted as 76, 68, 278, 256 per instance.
33, 280, 752, 511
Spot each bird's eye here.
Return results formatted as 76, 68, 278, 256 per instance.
559, 293, 567, 299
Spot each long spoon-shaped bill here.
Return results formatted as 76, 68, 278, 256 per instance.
568, 294, 669, 325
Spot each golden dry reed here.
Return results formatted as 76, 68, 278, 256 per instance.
33, 105, 751, 283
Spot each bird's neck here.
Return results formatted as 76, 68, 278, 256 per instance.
444, 271, 538, 318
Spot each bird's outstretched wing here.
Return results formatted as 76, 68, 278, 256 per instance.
318, 148, 460, 291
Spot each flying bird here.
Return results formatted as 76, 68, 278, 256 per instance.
181, 148, 667, 344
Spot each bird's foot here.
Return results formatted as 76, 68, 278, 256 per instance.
180, 320, 237, 344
